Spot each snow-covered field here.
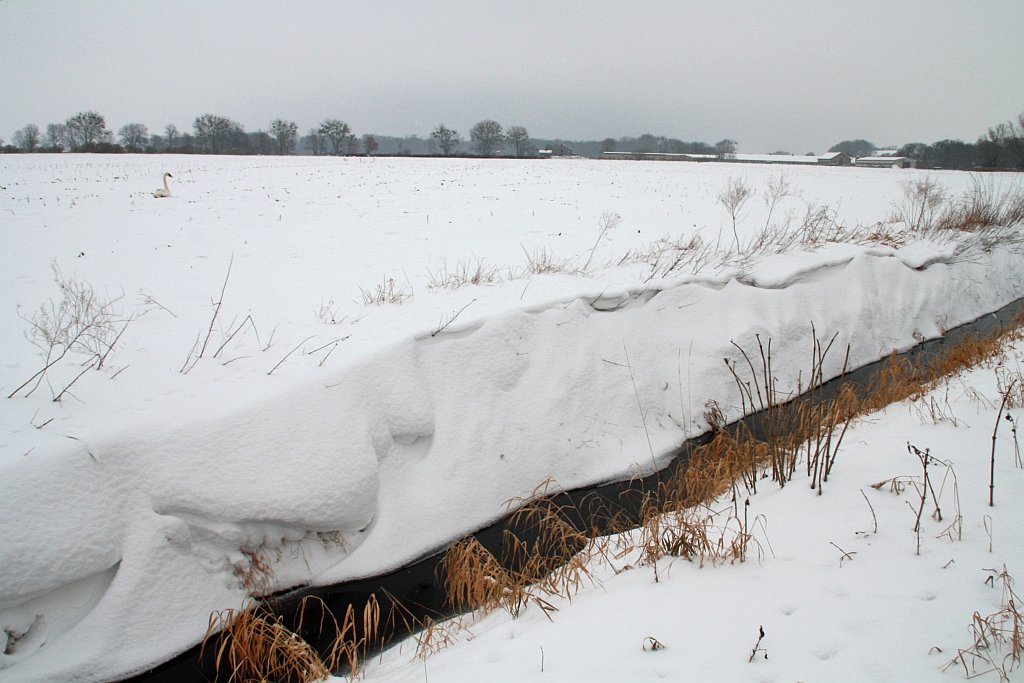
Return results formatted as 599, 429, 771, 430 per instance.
1, 154, 1022, 682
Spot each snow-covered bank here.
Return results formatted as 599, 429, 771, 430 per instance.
1, 156, 1022, 681
364, 335, 1024, 683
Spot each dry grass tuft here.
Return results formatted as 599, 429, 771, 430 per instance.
233, 546, 275, 597
627, 458, 772, 574
887, 175, 1024, 259
517, 244, 574, 276
427, 258, 502, 290
944, 565, 1024, 681
937, 175, 1024, 234
618, 233, 719, 282
203, 601, 329, 683
637, 503, 758, 569
931, 334, 1009, 379
672, 430, 756, 505
359, 276, 412, 305
443, 536, 532, 618
201, 593, 384, 682
891, 177, 948, 233
442, 482, 603, 622
505, 496, 601, 603
413, 615, 469, 659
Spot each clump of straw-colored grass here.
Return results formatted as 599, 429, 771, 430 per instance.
443, 536, 532, 618
202, 601, 329, 683
202, 594, 383, 682
442, 480, 615, 621
943, 565, 1024, 680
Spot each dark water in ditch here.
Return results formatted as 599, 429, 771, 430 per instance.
127, 297, 1024, 683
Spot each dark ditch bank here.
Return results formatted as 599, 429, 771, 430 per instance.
127, 296, 1024, 683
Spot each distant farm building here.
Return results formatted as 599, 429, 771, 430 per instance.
538, 144, 577, 158
601, 151, 850, 166
728, 153, 851, 166
817, 152, 850, 166
854, 156, 916, 169
600, 151, 716, 162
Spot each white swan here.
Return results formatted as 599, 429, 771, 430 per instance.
153, 172, 172, 198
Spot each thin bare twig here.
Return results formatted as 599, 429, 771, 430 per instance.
53, 355, 99, 403
860, 489, 878, 533
198, 253, 234, 359
431, 299, 477, 337
213, 314, 258, 358
267, 335, 315, 375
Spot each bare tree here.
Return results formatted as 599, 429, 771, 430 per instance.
45, 123, 67, 151
1003, 112, 1024, 170
193, 114, 233, 153
715, 138, 738, 158
470, 119, 504, 156
634, 133, 662, 153
506, 125, 531, 157
305, 127, 325, 155
983, 124, 1014, 167
248, 130, 273, 155
164, 124, 178, 150
270, 119, 298, 155
431, 124, 461, 155
362, 134, 379, 156
65, 111, 109, 150
13, 124, 41, 152
118, 123, 149, 151
228, 123, 251, 154
601, 137, 617, 154
318, 119, 353, 155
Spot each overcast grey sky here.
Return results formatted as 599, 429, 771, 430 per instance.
1, 0, 1022, 153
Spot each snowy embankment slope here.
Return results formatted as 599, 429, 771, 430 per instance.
1, 155, 1022, 682
363, 338, 1024, 683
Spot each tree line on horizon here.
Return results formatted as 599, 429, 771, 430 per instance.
0, 112, 553, 158
3, 110, 1023, 170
